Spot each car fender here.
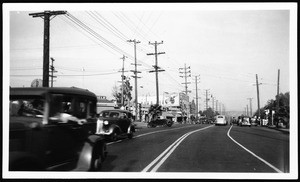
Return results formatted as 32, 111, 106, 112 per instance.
74, 135, 106, 171
108, 124, 122, 134
127, 124, 135, 134
9, 151, 45, 171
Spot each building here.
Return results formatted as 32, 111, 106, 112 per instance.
96, 96, 116, 113
138, 92, 190, 123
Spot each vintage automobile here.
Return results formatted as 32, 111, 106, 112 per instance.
96, 109, 136, 141
239, 117, 251, 127
250, 117, 259, 126
147, 117, 173, 128
9, 87, 107, 171
215, 115, 228, 126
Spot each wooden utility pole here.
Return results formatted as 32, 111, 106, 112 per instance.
29, 11, 66, 87
255, 74, 261, 122
179, 64, 191, 95
120, 55, 126, 106
147, 41, 165, 105
194, 75, 200, 119
204, 89, 210, 111
216, 100, 218, 114
276, 69, 280, 117
49, 57, 57, 87
128, 39, 141, 121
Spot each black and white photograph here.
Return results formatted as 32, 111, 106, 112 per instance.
2, 2, 298, 180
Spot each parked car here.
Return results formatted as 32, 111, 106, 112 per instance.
97, 109, 136, 141
9, 87, 107, 171
239, 117, 251, 127
251, 118, 259, 126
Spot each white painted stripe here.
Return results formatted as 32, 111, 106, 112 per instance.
142, 125, 214, 172
227, 125, 283, 173
107, 125, 196, 145
134, 124, 196, 138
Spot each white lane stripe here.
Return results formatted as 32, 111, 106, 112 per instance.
141, 133, 190, 172
142, 125, 214, 172
107, 125, 197, 146
227, 125, 283, 173
134, 124, 197, 138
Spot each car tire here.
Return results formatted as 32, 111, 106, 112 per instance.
128, 129, 134, 139
110, 131, 118, 142
90, 143, 106, 171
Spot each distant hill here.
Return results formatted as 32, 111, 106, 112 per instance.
225, 111, 244, 117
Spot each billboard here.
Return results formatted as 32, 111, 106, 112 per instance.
162, 92, 180, 107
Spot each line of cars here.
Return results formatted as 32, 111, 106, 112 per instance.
8, 87, 136, 171
231, 116, 259, 127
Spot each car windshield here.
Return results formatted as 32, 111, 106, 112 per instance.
10, 96, 45, 118
217, 116, 224, 118
100, 111, 110, 118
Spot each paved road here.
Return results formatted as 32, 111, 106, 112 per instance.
101, 124, 289, 173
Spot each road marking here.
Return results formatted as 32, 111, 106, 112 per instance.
107, 124, 197, 145
141, 125, 214, 172
227, 125, 283, 173
134, 124, 197, 138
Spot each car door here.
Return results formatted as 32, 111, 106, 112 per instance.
44, 94, 89, 170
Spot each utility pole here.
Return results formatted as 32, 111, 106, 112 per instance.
276, 69, 280, 118
247, 98, 253, 117
147, 41, 165, 105
120, 55, 127, 107
128, 39, 141, 121
246, 104, 249, 116
212, 96, 214, 113
194, 75, 200, 120
29, 11, 67, 87
179, 64, 191, 95
49, 57, 57, 87
179, 64, 191, 123
255, 74, 261, 123
204, 89, 210, 111
216, 100, 218, 114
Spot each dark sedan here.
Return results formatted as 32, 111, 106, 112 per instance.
97, 109, 136, 141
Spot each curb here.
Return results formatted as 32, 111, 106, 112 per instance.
267, 126, 290, 134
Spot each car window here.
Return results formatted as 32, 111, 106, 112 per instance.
10, 96, 45, 118
109, 112, 119, 118
100, 111, 110, 118
217, 116, 224, 118
49, 94, 96, 120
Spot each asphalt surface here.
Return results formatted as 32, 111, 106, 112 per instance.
101, 123, 289, 173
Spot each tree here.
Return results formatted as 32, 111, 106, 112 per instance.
253, 91, 289, 127
203, 107, 214, 119
148, 104, 163, 121
112, 78, 133, 107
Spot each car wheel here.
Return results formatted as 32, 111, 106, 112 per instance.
128, 129, 134, 139
110, 131, 118, 142
91, 144, 106, 171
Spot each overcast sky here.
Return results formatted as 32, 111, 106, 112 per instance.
4, 3, 297, 112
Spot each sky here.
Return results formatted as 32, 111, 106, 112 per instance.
4, 3, 297, 112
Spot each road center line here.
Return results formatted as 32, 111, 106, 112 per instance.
141, 125, 214, 172
227, 125, 283, 173
133, 124, 197, 138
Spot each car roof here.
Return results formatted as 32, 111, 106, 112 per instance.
10, 87, 96, 98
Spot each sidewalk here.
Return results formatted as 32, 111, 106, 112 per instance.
133, 121, 148, 129
267, 125, 290, 134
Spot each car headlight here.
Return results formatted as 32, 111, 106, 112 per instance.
103, 120, 109, 125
